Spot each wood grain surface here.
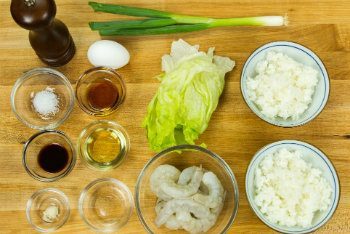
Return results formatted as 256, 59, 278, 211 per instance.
1, 0, 349, 233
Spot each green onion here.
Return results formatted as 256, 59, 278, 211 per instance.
89, 18, 177, 31
88, 1, 287, 36
89, 2, 173, 18
99, 24, 209, 36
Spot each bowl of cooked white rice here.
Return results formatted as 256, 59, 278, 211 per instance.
241, 41, 330, 127
245, 140, 340, 234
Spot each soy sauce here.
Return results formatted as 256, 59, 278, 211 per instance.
38, 143, 69, 173
87, 78, 119, 110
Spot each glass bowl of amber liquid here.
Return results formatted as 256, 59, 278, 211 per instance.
75, 67, 126, 116
78, 120, 130, 171
23, 130, 76, 182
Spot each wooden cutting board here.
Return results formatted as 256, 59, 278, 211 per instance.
0, 0, 349, 233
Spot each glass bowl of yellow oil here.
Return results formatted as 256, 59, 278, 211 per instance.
78, 120, 130, 170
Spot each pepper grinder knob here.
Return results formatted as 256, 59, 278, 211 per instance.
10, 0, 75, 66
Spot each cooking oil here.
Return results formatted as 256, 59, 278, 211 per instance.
82, 127, 128, 169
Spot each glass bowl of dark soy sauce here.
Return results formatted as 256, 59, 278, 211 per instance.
23, 130, 76, 182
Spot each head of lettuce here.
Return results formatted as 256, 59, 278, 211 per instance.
143, 39, 235, 152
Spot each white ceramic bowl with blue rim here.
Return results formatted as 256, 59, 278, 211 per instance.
245, 140, 340, 234
241, 41, 330, 127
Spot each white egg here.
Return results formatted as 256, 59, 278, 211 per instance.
87, 40, 130, 69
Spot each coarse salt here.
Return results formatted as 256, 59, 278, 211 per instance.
31, 87, 60, 119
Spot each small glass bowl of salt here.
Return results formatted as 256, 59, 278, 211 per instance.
11, 68, 74, 130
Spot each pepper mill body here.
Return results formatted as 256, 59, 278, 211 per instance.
10, 0, 75, 67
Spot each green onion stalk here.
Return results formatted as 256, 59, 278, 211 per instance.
88, 2, 287, 36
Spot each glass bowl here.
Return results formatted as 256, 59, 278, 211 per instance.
240, 41, 330, 127
23, 130, 76, 182
26, 188, 70, 232
11, 68, 74, 130
77, 120, 130, 171
75, 67, 126, 116
135, 145, 239, 233
245, 140, 340, 234
78, 178, 134, 232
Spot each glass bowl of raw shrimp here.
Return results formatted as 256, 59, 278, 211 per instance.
135, 145, 239, 233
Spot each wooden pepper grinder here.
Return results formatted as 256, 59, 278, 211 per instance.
10, 0, 75, 66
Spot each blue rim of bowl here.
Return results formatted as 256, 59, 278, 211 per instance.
245, 140, 340, 234
78, 178, 134, 233
240, 41, 330, 128
22, 130, 77, 182
26, 188, 70, 233
10, 67, 75, 130
135, 144, 239, 234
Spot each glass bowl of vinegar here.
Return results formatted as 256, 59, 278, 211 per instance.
78, 120, 130, 171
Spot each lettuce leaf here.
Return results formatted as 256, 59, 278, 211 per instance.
143, 39, 235, 152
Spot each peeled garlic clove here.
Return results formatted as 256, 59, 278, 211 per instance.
87, 40, 130, 69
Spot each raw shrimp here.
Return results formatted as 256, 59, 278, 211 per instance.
155, 199, 165, 214
181, 212, 218, 234
156, 198, 217, 233
192, 171, 225, 209
159, 166, 203, 198
210, 192, 225, 216
198, 181, 209, 195
165, 216, 182, 230
151, 165, 226, 233
155, 199, 210, 227
150, 165, 180, 200
155, 199, 182, 230
178, 166, 210, 196
178, 166, 197, 185
175, 210, 192, 222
